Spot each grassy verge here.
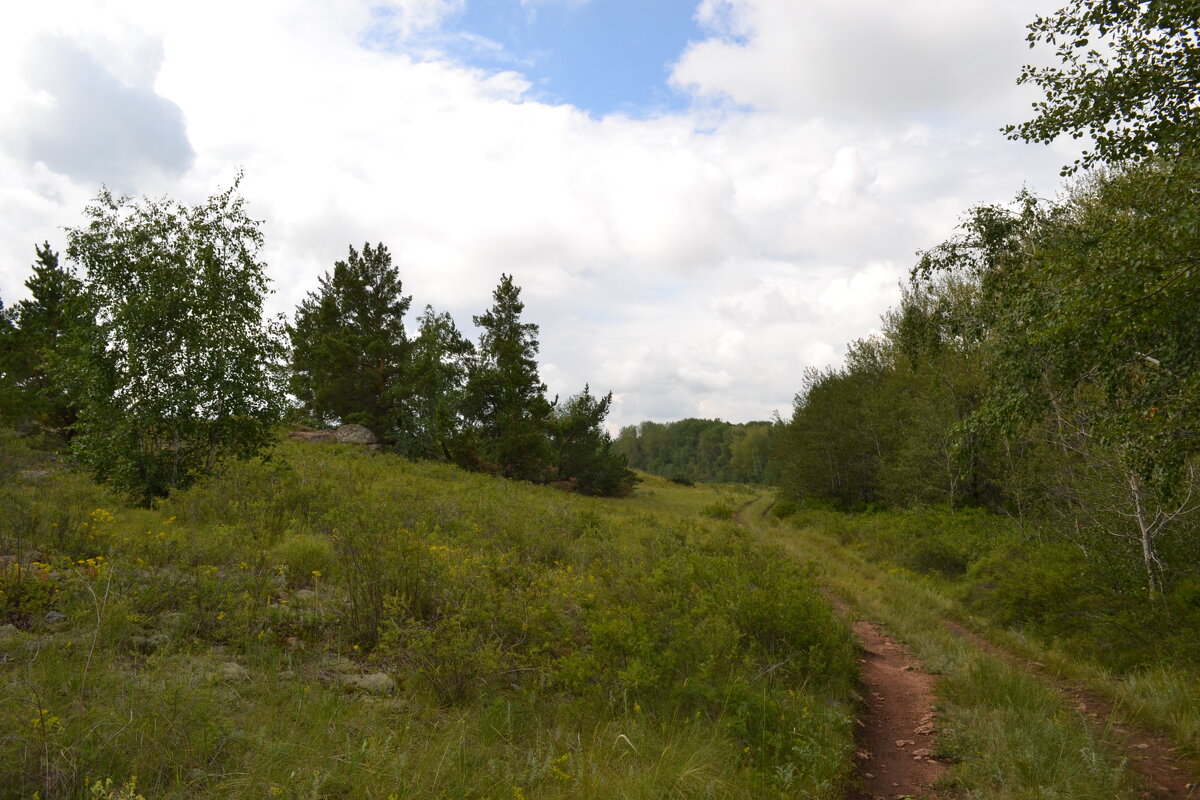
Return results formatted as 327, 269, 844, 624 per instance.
746, 497, 1142, 799
0, 440, 858, 799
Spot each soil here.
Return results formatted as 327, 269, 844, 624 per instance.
840, 602, 952, 800
941, 619, 1198, 800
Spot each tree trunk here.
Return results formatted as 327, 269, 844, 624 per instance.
1128, 472, 1160, 597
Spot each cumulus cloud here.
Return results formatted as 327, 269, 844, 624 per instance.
4, 33, 193, 187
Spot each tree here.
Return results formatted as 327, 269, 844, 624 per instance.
0, 297, 19, 423
461, 274, 552, 481
548, 385, 638, 496
1005, 0, 1200, 172
64, 179, 284, 503
404, 305, 473, 459
288, 242, 412, 443
970, 162, 1200, 594
6, 243, 94, 439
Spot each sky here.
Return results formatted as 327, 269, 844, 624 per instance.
0, 0, 1081, 430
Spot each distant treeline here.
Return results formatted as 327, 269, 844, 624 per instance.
614, 418, 778, 484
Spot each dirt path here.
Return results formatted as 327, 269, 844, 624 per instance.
739, 496, 1198, 799
848, 614, 950, 800
737, 500, 950, 798
941, 620, 1198, 800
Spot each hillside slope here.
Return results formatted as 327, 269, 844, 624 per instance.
0, 440, 857, 800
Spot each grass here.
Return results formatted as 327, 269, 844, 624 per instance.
772, 501, 1200, 757
0, 439, 857, 799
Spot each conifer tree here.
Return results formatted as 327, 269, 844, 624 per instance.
288, 243, 411, 442
549, 385, 637, 495
462, 274, 552, 480
9, 242, 94, 439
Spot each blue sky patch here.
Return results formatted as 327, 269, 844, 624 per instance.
445, 0, 704, 117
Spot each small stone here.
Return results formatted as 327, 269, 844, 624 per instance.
895, 739, 914, 747
43, 611, 66, 625
912, 748, 933, 759
341, 672, 395, 695
289, 430, 338, 443
129, 632, 170, 654
0, 624, 20, 642
216, 662, 250, 682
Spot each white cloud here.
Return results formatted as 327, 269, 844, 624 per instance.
0, 0, 1077, 429
675, 0, 1046, 122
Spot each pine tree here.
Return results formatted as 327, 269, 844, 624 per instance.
549, 385, 637, 495
9, 242, 94, 439
462, 274, 552, 480
288, 243, 412, 443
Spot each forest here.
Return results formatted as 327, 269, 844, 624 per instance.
613, 418, 778, 485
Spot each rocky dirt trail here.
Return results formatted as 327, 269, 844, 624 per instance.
847, 613, 952, 800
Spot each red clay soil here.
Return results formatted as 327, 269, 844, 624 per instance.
849, 617, 952, 800
942, 619, 1199, 800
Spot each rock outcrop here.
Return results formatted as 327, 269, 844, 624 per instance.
288, 424, 379, 449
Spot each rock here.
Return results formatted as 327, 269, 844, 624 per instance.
289, 430, 338, 443
319, 655, 358, 674
0, 624, 20, 642
293, 589, 318, 602
912, 747, 934, 759
129, 632, 171, 654
216, 662, 250, 682
340, 672, 395, 695
43, 611, 67, 625
335, 424, 378, 446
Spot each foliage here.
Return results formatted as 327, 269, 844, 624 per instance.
460, 274, 553, 481
615, 417, 779, 484
1, 243, 94, 440
403, 305, 473, 459
547, 385, 637, 496
776, 156, 1200, 596
0, 297, 19, 422
1005, 0, 1200, 173
288, 242, 411, 443
62, 178, 283, 503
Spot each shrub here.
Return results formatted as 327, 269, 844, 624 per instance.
268, 532, 335, 589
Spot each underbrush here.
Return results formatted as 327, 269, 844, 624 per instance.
0, 437, 858, 799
